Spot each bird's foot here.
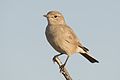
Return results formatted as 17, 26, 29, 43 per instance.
60, 64, 65, 72
52, 56, 57, 63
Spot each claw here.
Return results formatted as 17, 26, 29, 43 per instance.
60, 64, 65, 72
52, 56, 57, 63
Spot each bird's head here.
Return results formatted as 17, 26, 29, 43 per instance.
43, 11, 66, 25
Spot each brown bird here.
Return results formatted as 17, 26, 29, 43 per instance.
44, 11, 99, 69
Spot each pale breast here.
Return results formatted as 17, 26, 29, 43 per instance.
45, 25, 80, 55
45, 25, 66, 53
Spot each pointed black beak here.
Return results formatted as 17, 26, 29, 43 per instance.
43, 15, 47, 17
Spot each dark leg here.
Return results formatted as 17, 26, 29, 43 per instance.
63, 55, 69, 66
60, 55, 69, 71
52, 53, 64, 63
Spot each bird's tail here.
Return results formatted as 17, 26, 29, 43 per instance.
80, 52, 99, 63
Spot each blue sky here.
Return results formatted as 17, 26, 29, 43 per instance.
0, 0, 120, 80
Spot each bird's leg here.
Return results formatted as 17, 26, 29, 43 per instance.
52, 53, 63, 63
60, 55, 69, 72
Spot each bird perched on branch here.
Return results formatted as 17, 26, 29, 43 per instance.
44, 11, 99, 70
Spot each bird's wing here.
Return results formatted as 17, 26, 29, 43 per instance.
64, 26, 89, 52
63, 26, 80, 45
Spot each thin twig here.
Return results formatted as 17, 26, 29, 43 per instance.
54, 57, 72, 80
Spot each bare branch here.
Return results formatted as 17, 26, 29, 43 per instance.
54, 57, 72, 80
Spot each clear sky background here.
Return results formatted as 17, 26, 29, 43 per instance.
0, 0, 120, 80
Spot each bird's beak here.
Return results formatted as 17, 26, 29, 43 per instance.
43, 15, 47, 17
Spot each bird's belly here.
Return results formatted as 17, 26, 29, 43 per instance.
46, 27, 77, 55
48, 36, 77, 55
50, 39, 66, 53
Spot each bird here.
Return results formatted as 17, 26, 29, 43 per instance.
44, 11, 99, 70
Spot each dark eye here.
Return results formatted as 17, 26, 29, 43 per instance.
54, 15, 57, 18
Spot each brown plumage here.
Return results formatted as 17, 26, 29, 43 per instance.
44, 11, 99, 68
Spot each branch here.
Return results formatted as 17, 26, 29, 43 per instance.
54, 57, 72, 80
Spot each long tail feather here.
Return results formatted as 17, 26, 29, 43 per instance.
80, 53, 99, 63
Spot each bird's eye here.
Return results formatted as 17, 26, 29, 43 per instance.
54, 16, 57, 18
